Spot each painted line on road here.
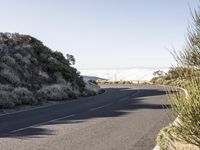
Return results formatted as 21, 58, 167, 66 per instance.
119, 97, 129, 102
89, 103, 113, 111
118, 90, 140, 103
10, 114, 76, 133
131, 90, 140, 97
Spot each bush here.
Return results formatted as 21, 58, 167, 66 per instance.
13, 87, 37, 105
0, 68, 20, 84
84, 81, 100, 95
157, 78, 200, 149
51, 51, 65, 60
36, 84, 71, 101
163, 80, 172, 85
54, 72, 66, 84
0, 84, 14, 91
157, 125, 176, 150
0, 91, 16, 108
1, 55, 16, 67
165, 78, 200, 148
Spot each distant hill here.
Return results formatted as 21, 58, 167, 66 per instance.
0, 32, 100, 108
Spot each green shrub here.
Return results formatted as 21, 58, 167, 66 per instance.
51, 51, 65, 60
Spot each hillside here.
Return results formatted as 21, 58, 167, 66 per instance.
0, 33, 100, 108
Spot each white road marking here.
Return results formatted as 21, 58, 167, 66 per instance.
89, 103, 113, 111
131, 90, 140, 97
119, 97, 129, 102
118, 90, 140, 103
10, 114, 76, 133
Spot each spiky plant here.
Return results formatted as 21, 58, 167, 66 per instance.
168, 77, 200, 147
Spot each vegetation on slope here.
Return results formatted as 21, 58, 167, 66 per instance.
0, 33, 100, 108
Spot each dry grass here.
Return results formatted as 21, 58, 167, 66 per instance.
157, 77, 200, 149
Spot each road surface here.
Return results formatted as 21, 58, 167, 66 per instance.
0, 84, 174, 150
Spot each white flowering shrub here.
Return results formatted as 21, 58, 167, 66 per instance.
0, 68, 20, 84
84, 81, 101, 96
13, 87, 37, 105
38, 70, 49, 79
0, 84, 14, 91
36, 84, 70, 101
0, 91, 16, 108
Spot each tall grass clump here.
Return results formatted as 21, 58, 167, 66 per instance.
157, 76, 200, 149
168, 77, 200, 147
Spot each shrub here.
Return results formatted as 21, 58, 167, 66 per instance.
14, 53, 23, 61
163, 80, 172, 85
13, 87, 37, 105
173, 78, 200, 147
0, 91, 16, 108
54, 72, 66, 84
21, 56, 31, 66
51, 51, 65, 60
157, 125, 176, 150
0, 68, 20, 84
0, 84, 14, 91
36, 84, 71, 101
0, 62, 9, 70
84, 81, 100, 96
1, 55, 16, 67
38, 70, 49, 80
158, 78, 200, 149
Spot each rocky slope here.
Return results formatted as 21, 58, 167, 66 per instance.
0, 33, 100, 108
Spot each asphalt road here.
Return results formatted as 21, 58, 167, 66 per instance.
0, 84, 174, 150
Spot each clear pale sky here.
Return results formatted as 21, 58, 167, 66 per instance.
0, 0, 198, 69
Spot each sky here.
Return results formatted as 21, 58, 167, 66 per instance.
0, 0, 199, 70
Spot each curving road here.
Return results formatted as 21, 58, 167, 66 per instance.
0, 84, 174, 150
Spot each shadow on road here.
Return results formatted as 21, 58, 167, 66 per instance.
0, 87, 173, 138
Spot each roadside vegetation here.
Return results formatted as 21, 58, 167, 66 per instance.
96, 80, 149, 85
154, 6, 200, 150
0, 33, 100, 108
150, 67, 200, 88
